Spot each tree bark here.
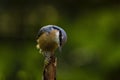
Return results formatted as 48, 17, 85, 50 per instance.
43, 55, 57, 80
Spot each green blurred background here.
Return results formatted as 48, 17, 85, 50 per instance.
0, 0, 120, 80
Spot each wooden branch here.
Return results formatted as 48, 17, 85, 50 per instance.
43, 54, 57, 80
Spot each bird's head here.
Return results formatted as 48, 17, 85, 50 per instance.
36, 25, 67, 53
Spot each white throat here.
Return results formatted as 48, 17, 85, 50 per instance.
55, 31, 60, 45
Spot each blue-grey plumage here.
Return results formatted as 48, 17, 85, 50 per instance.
36, 25, 67, 53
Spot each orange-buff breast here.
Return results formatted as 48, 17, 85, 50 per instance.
37, 30, 59, 52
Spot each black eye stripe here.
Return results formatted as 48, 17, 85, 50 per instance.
52, 26, 62, 46
52, 26, 60, 31
59, 30, 62, 46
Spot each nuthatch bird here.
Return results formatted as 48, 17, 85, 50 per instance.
36, 25, 67, 58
